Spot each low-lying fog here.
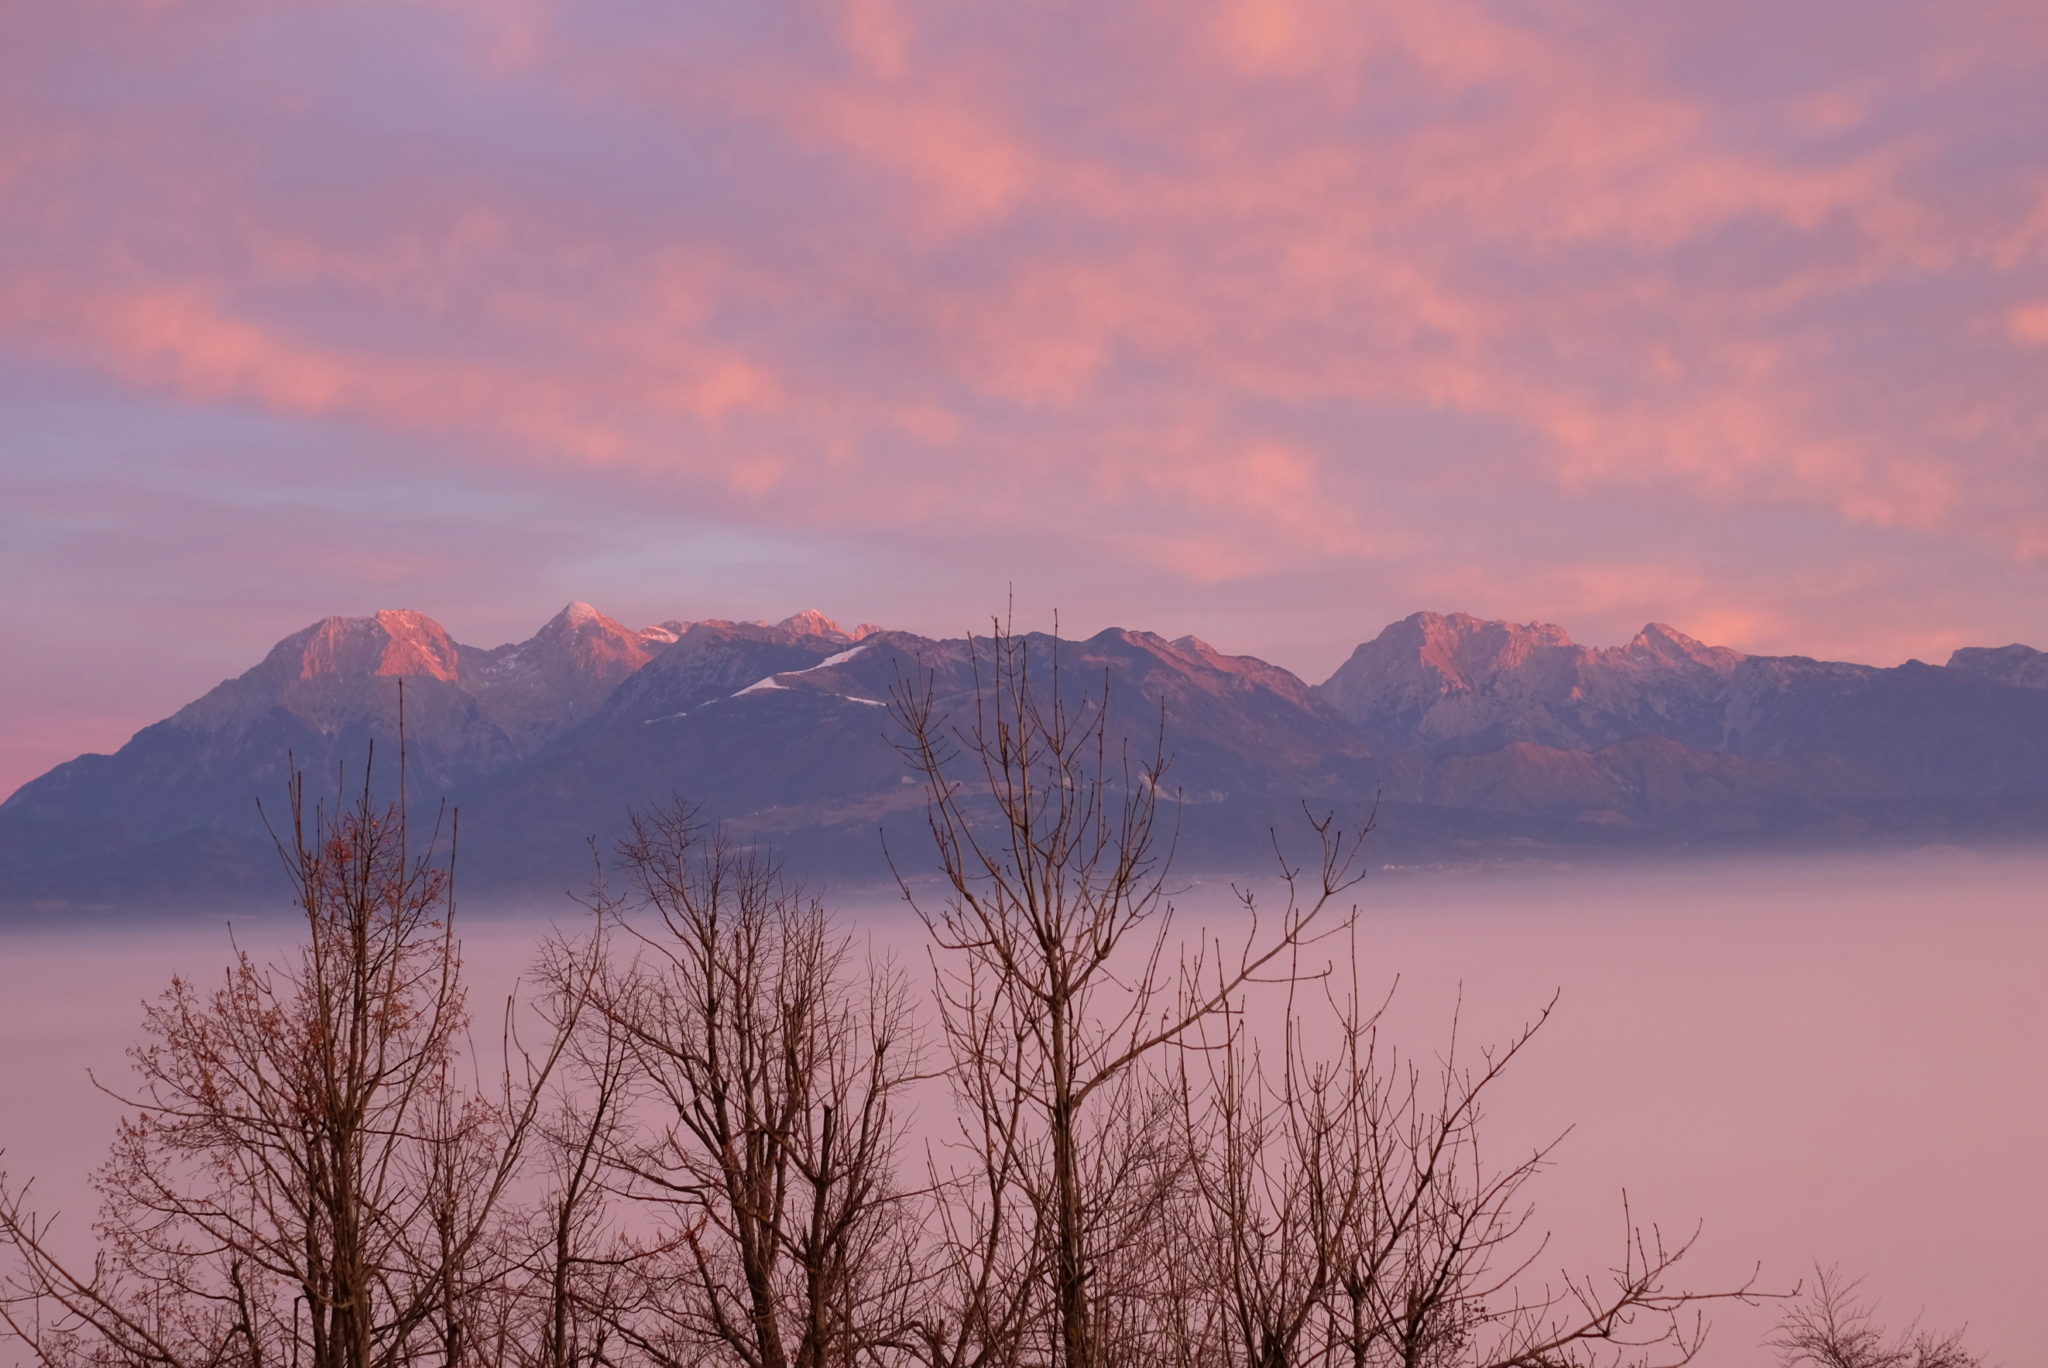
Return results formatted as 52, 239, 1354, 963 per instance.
2, 848, 2040, 1366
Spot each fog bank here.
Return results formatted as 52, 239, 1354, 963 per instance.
1, 848, 2039, 1366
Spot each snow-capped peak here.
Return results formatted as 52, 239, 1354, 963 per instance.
776, 609, 845, 639
537, 601, 629, 637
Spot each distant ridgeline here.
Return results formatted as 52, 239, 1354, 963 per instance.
6, 603, 2048, 911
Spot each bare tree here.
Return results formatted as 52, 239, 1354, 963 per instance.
1173, 921, 1773, 1368
519, 922, 639, 1368
559, 803, 919, 1368
894, 620, 1771, 1368
1770, 1268, 1980, 1368
0, 755, 567, 1368
454, 918, 637, 1368
1170, 965, 1357, 1368
888, 620, 1366, 1368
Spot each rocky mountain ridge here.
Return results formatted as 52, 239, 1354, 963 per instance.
5, 604, 2046, 911
1317, 612, 1748, 755
1948, 641, 2048, 691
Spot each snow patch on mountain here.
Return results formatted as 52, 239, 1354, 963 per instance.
552, 601, 604, 628
727, 643, 874, 702
814, 643, 871, 670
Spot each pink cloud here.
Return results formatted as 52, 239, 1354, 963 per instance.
4, 0, 2048, 787
2010, 300, 2048, 345
12, 0, 2041, 558
836, 0, 914, 80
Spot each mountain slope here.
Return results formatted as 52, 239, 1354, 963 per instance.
4, 610, 513, 846
455, 626, 1375, 887
460, 602, 661, 753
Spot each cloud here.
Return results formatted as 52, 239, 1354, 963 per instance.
5, 0, 2048, 790
837, 0, 913, 79
11, 0, 2045, 549
2011, 300, 2048, 345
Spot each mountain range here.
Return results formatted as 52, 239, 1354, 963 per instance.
5, 603, 2047, 912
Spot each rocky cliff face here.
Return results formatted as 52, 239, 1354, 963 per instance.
1948, 643, 2048, 691
8, 610, 513, 848
170, 609, 466, 733
1316, 612, 1745, 754
1318, 611, 2048, 801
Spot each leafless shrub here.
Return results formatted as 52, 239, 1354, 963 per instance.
552, 803, 920, 1368
1770, 1267, 1980, 1368
1174, 928, 1766, 1368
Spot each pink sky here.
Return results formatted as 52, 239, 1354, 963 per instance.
5, 0, 2048, 798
